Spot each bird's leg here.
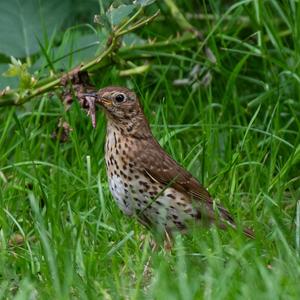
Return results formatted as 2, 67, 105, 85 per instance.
139, 233, 157, 279
139, 233, 158, 251
163, 230, 173, 252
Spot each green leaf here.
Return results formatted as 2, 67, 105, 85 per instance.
0, 0, 71, 58
53, 32, 104, 70
134, 0, 156, 7
0, 64, 18, 89
2, 57, 35, 90
107, 4, 135, 26
122, 33, 146, 46
94, 14, 111, 31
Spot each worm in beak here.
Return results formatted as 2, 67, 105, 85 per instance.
81, 92, 98, 128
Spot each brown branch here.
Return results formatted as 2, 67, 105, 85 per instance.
0, 10, 160, 107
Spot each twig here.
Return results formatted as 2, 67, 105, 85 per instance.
0, 9, 159, 107
164, 0, 193, 30
116, 10, 160, 36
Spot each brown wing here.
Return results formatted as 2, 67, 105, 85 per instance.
131, 137, 254, 238
132, 138, 235, 224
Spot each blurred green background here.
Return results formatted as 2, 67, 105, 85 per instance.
0, 1, 299, 299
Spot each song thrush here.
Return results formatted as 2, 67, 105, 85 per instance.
84, 86, 253, 238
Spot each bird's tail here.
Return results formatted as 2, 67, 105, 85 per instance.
242, 226, 255, 239
213, 203, 255, 239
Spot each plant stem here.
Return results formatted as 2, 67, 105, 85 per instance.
164, 0, 193, 30
0, 9, 159, 107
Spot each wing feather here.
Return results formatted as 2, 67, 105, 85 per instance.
132, 139, 234, 222
130, 137, 254, 238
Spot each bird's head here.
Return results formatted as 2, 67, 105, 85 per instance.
84, 86, 150, 137
85, 86, 141, 120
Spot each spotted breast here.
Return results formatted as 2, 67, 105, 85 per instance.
86, 86, 254, 238
105, 122, 199, 232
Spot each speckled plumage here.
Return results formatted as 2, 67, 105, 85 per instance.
89, 86, 253, 237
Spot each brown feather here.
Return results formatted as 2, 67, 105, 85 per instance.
93, 86, 254, 238
130, 136, 238, 227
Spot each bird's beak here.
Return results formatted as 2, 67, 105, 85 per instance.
82, 92, 98, 99
82, 92, 112, 106
99, 97, 112, 106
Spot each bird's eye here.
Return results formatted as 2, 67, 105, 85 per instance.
115, 93, 125, 103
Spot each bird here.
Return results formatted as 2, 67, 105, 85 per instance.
84, 86, 254, 241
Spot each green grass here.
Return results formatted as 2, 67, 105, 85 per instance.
0, 1, 300, 299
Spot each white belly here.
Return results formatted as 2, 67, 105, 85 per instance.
108, 172, 197, 231
105, 127, 197, 231
108, 174, 135, 216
